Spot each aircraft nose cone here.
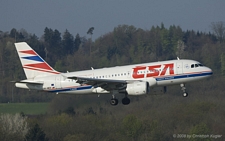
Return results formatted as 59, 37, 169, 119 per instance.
207, 67, 213, 75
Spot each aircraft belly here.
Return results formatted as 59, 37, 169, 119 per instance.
57, 88, 93, 94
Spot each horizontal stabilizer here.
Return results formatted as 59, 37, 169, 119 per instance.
11, 80, 44, 85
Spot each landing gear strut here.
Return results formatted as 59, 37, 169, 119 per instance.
180, 83, 188, 97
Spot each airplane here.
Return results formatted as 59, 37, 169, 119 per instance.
14, 42, 213, 105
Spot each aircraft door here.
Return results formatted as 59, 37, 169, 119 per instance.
127, 71, 131, 79
55, 75, 61, 89
176, 62, 183, 74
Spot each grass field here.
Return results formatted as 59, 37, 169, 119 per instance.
0, 103, 49, 115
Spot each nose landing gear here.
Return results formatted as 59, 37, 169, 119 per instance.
180, 83, 188, 97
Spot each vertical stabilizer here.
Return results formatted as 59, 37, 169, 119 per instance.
15, 42, 60, 79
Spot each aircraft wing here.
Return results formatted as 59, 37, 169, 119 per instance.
68, 76, 134, 91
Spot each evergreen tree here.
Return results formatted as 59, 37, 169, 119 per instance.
25, 123, 48, 141
74, 33, 81, 52
62, 29, 74, 55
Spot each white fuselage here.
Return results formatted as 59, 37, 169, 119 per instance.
16, 59, 212, 95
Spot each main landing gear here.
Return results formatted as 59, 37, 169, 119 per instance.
110, 94, 118, 105
110, 94, 130, 106
180, 83, 188, 97
110, 98, 118, 106
122, 94, 130, 105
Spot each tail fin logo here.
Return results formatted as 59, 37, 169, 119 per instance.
20, 50, 59, 74
15, 42, 60, 79
20, 50, 37, 55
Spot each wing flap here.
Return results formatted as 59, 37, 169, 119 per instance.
68, 76, 133, 91
69, 76, 127, 84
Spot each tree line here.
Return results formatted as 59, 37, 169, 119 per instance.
0, 23, 224, 102
0, 22, 225, 140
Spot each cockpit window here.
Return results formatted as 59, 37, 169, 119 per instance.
191, 63, 203, 68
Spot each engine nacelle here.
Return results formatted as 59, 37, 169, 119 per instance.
126, 81, 149, 95
92, 87, 110, 94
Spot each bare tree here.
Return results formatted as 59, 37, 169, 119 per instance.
211, 21, 225, 43
0, 113, 28, 140
211, 22, 225, 76
87, 27, 94, 56
176, 40, 185, 58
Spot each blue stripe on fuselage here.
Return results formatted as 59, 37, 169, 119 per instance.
48, 85, 92, 93
155, 72, 212, 81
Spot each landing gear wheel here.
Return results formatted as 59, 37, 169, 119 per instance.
122, 97, 130, 105
183, 92, 188, 97
110, 98, 118, 106
180, 83, 188, 97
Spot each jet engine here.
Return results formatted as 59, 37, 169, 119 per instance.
126, 81, 149, 95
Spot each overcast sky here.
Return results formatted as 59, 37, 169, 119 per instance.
1, 0, 224, 40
